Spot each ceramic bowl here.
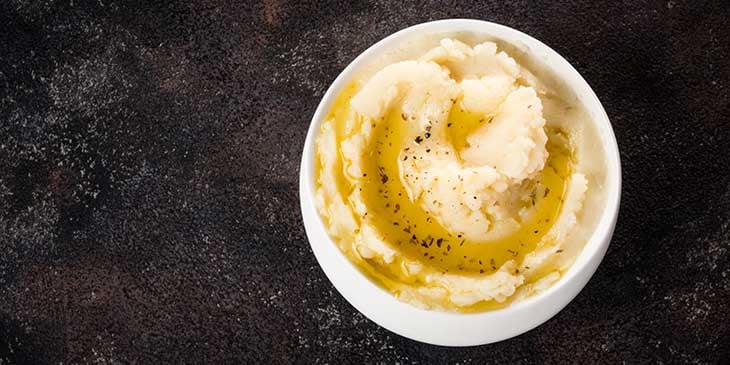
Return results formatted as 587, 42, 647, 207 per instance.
299, 19, 621, 346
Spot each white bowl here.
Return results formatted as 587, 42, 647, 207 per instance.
299, 19, 621, 346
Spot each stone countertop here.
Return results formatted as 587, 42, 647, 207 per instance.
1, 1, 728, 363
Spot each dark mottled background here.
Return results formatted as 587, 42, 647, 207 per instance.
0, 0, 728, 363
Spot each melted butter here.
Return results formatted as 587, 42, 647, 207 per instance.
316, 82, 574, 311
446, 99, 490, 152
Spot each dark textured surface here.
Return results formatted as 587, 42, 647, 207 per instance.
1, 0, 729, 363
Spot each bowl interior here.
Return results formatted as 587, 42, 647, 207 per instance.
299, 19, 621, 346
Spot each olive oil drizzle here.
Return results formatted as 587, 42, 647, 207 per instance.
316, 82, 574, 310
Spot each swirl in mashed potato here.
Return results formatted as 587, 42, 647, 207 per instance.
315, 38, 590, 311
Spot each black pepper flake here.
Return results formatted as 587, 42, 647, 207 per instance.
478, 260, 483, 265
426, 149, 431, 153
480, 269, 484, 274
556, 249, 564, 253
473, 196, 477, 200
447, 245, 451, 252
447, 123, 452, 127
411, 234, 417, 240
544, 188, 551, 197
403, 227, 411, 233
403, 155, 408, 161
436, 238, 443, 248
380, 173, 389, 184
425, 132, 431, 139
534, 230, 539, 234
429, 256, 435, 260
507, 249, 517, 256
363, 173, 367, 177
401, 113, 408, 120
415, 136, 423, 144
459, 239, 465, 247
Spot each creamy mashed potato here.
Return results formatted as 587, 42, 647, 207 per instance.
314, 37, 602, 311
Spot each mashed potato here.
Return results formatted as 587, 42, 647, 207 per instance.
315, 38, 594, 311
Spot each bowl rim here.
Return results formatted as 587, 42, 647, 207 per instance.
299, 19, 621, 346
